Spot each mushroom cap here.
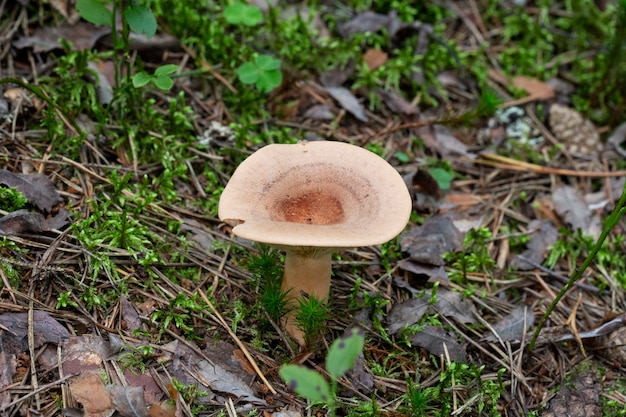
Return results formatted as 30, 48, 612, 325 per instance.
219, 141, 412, 248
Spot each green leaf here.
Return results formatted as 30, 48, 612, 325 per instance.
255, 54, 281, 71
76, 0, 113, 26
224, 3, 263, 26
154, 64, 179, 76
279, 365, 331, 403
236, 62, 260, 84
132, 72, 152, 88
124, 5, 157, 38
256, 69, 282, 93
325, 328, 365, 380
428, 168, 454, 191
153, 75, 174, 90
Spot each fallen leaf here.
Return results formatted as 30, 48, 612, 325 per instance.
552, 185, 601, 238
120, 297, 142, 333
339, 12, 389, 37
0, 352, 16, 409
362, 48, 387, 70
0, 311, 70, 354
324, 86, 368, 122
0, 209, 70, 236
607, 121, 626, 157
400, 214, 463, 266
387, 297, 429, 335
195, 358, 267, 404
396, 262, 449, 286
0, 169, 63, 212
108, 385, 149, 417
0, 210, 48, 235
512, 75, 554, 100
511, 220, 559, 270
13, 22, 110, 52
302, 104, 335, 121
408, 325, 467, 362
432, 289, 478, 325
432, 125, 475, 159
482, 306, 534, 342
69, 373, 114, 417
374, 89, 419, 115
50, 0, 80, 23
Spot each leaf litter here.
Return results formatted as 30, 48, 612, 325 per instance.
2, 1, 626, 416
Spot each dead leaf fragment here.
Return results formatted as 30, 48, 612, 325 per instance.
0, 169, 63, 212
69, 373, 114, 417
339, 12, 389, 37
0, 352, 16, 409
0, 209, 70, 235
303, 104, 335, 121
511, 220, 559, 270
0, 311, 70, 354
374, 88, 418, 115
387, 297, 429, 335
324, 86, 368, 122
432, 289, 478, 325
13, 23, 110, 53
108, 385, 149, 417
400, 214, 463, 265
408, 325, 467, 362
483, 306, 534, 342
363, 48, 388, 70
552, 186, 601, 238
512, 75, 555, 100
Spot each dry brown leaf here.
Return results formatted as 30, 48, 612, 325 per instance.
433, 289, 478, 324
511, 220, 559, 270
324, 86, 368, 122
0, 210, 48, 235
408, 325, 467, 362
374, 88, 418, 115
0, 169, 63, 212
339, 12, 389, 37
108, 385, 149, 417
363, 48, 388, 70
0, 311, 70, 354
400, 214, 463, 266
386, 297, 429, 335
0, 352, 16, 409
482, 306, 534, 342
552, 185, 601, 238
13, 23, 110, 52
512, 75, 554, 100
69, 373, 114, 417
302, 104, 335, 121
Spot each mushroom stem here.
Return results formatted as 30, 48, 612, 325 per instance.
281, 248, 333, 345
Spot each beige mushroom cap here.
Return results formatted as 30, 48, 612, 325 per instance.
219, 141, 412, 248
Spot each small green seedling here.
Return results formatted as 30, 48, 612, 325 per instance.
76, 0, 156, 37
280, 328, 365, 417
236, 54, 283, 93
224, 2, 263, 27
132, 64, 180, 90
428, 167, 454, 191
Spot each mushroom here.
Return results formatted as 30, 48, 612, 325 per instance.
218, 141, 412, 344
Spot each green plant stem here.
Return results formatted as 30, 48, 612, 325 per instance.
529, 182, 626, 350
329, 379, 337, 417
